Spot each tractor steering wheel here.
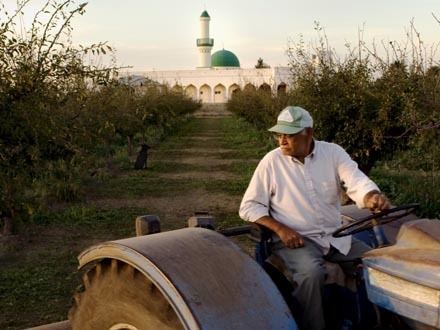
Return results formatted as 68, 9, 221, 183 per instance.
332, 203, 420, 238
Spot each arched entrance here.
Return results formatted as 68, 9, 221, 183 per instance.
259, 83, 271, 94
277, 83, 287, 95
244, 84, 256, 92
228, 84, 240, 99
199, 84, 212, 103
185, 85, 197, 101
214, 84, 226, 103
172, 84, 184, 94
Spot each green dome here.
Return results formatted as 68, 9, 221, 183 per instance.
200, 10, 210, 18
211, 49, 240, 68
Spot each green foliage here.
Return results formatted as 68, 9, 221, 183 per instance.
33, 159, 85, 205
0, 1, 200, 234
290, 25, 440, 173
227, 88, 292, 130
0, 1, 113, 233
220, 115, 276, 158
371, 167, 440, 219
381, 126, 440, 173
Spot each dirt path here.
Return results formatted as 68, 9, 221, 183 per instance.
89, 113, 254, 229
0, 110, 264, 329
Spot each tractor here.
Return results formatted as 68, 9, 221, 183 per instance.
32, 204, 440, 330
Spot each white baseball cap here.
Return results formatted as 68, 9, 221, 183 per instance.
268, 106, 313, 134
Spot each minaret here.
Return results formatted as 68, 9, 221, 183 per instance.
197, 10, 214, 68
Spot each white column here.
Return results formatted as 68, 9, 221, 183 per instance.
197, 12, 213, 68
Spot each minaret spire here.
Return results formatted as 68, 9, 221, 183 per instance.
197, 10, 214, 68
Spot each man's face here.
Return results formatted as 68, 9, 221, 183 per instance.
274, 128, 313, 158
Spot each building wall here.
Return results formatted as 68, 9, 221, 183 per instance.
128, 67, 291, 103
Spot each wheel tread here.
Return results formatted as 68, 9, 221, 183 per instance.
68, 258, 184, 330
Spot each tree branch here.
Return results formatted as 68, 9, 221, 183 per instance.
384, 121, 440, 139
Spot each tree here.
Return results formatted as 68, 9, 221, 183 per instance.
285, 23, 438, 174
0, 0, 115, 235
255, 57, 270, 69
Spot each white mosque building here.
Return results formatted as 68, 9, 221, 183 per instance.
129, 10, 291, 104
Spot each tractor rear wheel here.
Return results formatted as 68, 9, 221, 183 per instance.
68, 258, 184, 330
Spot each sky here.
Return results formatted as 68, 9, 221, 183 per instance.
8, 0, 440, 71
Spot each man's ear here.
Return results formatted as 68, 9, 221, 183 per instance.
306, 127, 314, 136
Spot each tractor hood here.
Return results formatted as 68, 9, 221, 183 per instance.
363, 219, 440, 328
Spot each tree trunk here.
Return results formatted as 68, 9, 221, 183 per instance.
2, 216, 13, 236
127, 135, 133, 156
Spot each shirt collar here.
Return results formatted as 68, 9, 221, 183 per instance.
289, 139, 316, 163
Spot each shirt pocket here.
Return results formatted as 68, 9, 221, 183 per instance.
320, 180, 339, 204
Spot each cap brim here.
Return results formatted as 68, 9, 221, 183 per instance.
268, 124, 304, 134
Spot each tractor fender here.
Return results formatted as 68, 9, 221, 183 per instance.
76, 227, 297, 330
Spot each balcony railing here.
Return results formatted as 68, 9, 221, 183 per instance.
197, 38, 214, 47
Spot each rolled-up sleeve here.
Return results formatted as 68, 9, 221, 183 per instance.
334, 145, 379, 208
239, 158, 272, 222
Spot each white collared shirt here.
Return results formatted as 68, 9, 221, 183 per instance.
239, 140, 379, 255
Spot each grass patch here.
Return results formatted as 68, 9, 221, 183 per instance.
215, 160, 259, 176
204, 178, 251, 195
33, 206, 144, 235
370, 167, 440, 218
148, 161, 205, 173
220, 117, 275, 149
153, 150, 231, 158
0, 253, 79, 329
89, 176, 204, 198
214, 211, 247, 230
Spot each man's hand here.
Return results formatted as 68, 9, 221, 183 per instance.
364, 190, 391, 212
255, 216, 304, 249
277, 225, 304, 249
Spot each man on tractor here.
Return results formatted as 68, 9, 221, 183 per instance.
239, 106, 390, 330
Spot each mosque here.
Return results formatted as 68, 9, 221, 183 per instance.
129, 10, 291, 103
